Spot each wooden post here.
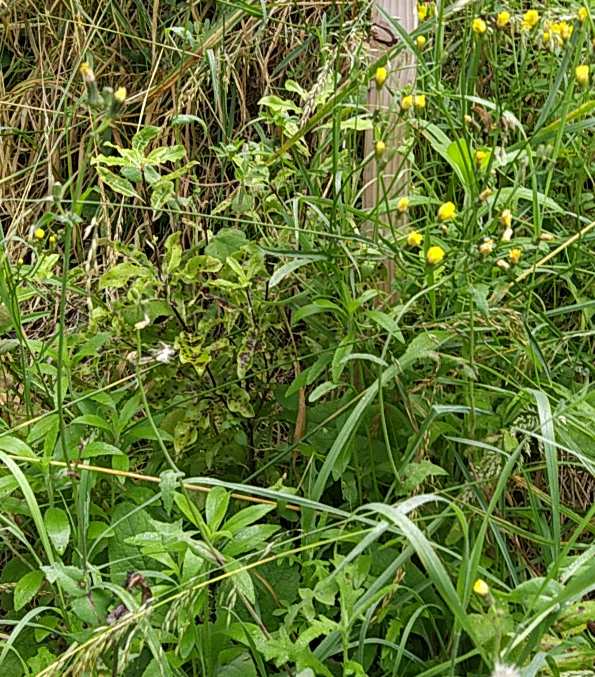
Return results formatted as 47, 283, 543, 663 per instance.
363, 0, 417, 285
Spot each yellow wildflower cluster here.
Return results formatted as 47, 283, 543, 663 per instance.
521, 9, 540, 31
401, 94, 426, 111
543, 19, 574, 44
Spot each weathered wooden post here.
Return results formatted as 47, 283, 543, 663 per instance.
363, 0, 417, 286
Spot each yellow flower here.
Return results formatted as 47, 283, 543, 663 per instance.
542, 31, 550, 42
418, 3, 428, 21
397, 196, 411, 213
479, 187, 493, 201
522, 9, 539, 30
401, 95, 414, 111
407, 230, 423, 247
34, 228, 45, 240
416, 35, 427, 49
473, 579, 490, 596
375, 66, 388, 89
496, 11, 510, 29
414, 94, 426, 109
499, 209, 512, 228
17, 257, 24, 266
114, 86, 127, 103
426, 245, 445, 265
578, 7, 588, 23
478, 238, 495, 255
475, 149, 488, 166
79, 62, 96, 84
575, 64, 590, 86
49, 234, 57, 246
437, 201, 456, 222
559, 21, 573, 41
472, 17, 487, 34
375, 140, 386, 159
508, 248, 522, 264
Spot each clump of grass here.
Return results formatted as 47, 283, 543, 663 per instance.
0, 1, 594, 676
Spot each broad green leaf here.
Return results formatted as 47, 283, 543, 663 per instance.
45, 507, 70, 555
132, 125, 161, 151
146, 145, 186, 164
205, 228, 247, 261
14, 570, 44, 611
221, 504, 275, 535
70, 414, 112, 432
99, 261, 151, 290
0, 435, 36, 458
206, 486, 230, 532
96, 166, 140, 199
82, 440, 125, 458
164, 232, 183, 274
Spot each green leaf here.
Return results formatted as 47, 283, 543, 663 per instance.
132, 125, 161, 151
14, 570, 44, 611
205, 228, 247, 261
217, 653, 257, 677
70, 414, 112, 432
171, 114, 208, 132
206, 486, 230, 532
81, 440, 125, 458
269, 258, 313, 288
309, 381, 340, 403
0, 435, 36, 458
398, 460, 448, 495
96, 166, 140, 199
160, 470, 181, 515
331, 334, 354, 383
99, 261, 150, 290
150, 181, 174, 213
470, 284, 490, 316
45, 507, 70, 555
227, 386, 254, 418
366, 309, 404, 343
164, 232, 183, 274
221, 504, 275, 535
146, 145, 186, 164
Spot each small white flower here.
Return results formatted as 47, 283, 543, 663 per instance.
153, 343, 176, 364
491, 663, 521, 677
